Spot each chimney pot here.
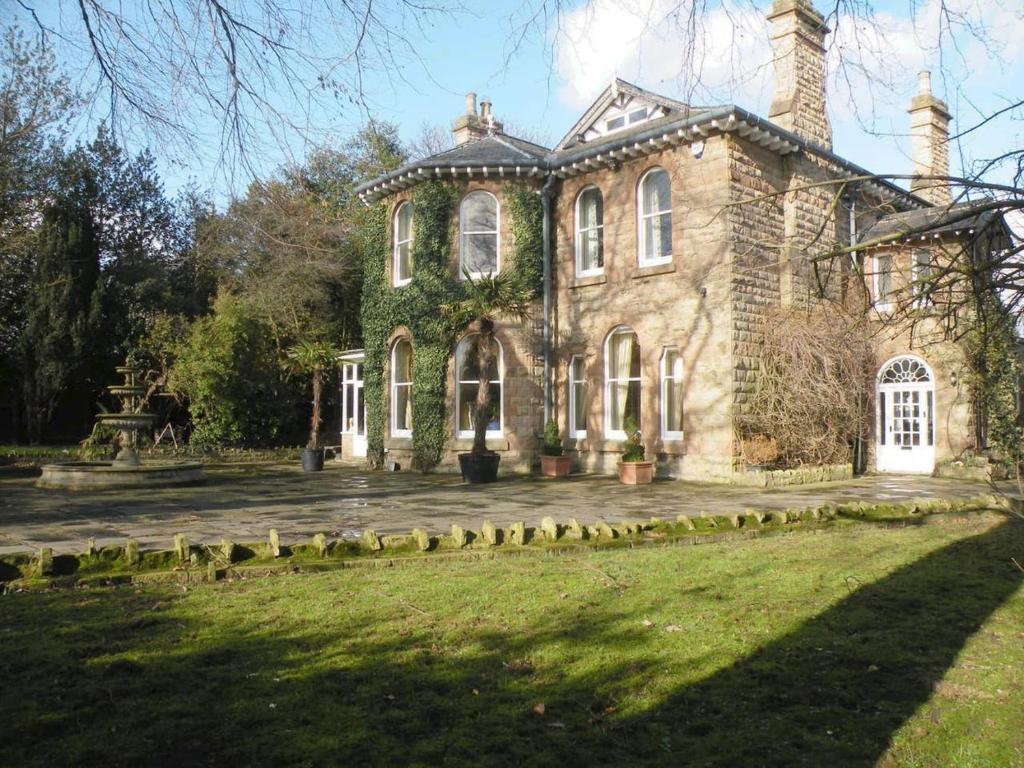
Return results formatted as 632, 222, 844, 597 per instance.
918, 71, 931, 96
480, 99, 492, 121
465, 92, 477, 116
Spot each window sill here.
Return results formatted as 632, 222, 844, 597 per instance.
393, 279, 411, 288
633, 262, 676, 279
451, 437, 511, 452
384, 437, 412, 450
570, 274, 606, 289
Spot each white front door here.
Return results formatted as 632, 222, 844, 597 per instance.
876, 356, 935, 474
341, 362, 367, 458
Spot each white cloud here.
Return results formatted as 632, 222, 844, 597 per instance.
553, 0, 1024, 162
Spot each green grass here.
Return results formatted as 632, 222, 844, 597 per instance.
1, 514, 1021, 768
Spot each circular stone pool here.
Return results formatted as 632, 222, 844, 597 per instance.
37, 461, 204, 491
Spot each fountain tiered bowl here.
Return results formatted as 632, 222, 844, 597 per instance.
37, 364, 203, 490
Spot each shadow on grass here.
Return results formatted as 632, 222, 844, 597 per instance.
0, 519, 1020, 767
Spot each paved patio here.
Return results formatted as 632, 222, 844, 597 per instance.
0, 462, 1000, 554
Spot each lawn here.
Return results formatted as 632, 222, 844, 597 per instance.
1, 513, 1021, 767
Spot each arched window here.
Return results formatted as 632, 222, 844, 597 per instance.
455, 335, 503, 437
638, 167, 672, 266
575, 186, 604, 276
459, 191, 499, 278
391, 339, 413, 436
661, 347, 683, 438
393, 201, 413, 286
605, 327, 641, 437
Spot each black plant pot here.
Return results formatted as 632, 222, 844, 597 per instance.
301, 448, 325, 472
458, 452, 500, 484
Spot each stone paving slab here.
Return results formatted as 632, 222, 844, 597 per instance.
0, 462, 1002, 555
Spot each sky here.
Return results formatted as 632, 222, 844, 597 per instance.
20, 0, 1024, 202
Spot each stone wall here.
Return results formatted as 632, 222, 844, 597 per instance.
550, 135, 737, 480
730, 463, 853, 487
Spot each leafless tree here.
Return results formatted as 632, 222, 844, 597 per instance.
9, 0, 462, 181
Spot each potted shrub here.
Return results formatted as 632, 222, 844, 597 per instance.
740, 434, 779, 472
443, 271, 532, 484
539, 419, 571, 477
287, 340, 340, 472
618, 417, 653, 485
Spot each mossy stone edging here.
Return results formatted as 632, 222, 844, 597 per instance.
1, 494, 1010, 590
360, 181, 543, 471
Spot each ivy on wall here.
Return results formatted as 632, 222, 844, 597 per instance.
964, 298, 1024, 483
360, 180, 543, 470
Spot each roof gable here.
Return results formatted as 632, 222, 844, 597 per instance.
554, 78, 691, 151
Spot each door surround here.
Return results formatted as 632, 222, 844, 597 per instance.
876, 354, 936, 474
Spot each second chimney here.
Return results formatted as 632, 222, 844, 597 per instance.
767, 0, 832, 150
908, 71, 952, 206
451, 92, 503, 146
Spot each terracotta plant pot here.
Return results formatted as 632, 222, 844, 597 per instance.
540, 454, 572, 477
458, 452, 500, 483
618, 461, 654, 485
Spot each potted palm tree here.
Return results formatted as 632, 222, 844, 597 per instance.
540, 419, 572, 477
287, 339, 340, 472
443, 271, 532, 484
618, 416, 653, 484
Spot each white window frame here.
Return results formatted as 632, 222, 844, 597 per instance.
637, 167, 672, 267
873, 252, 894, 312
911, 248, 932, 309
392, 201, 413, 287
569, 355, 587, 439
604, 326, 641, 440
390, 340, 413, 437
575, 186, 604, 278
660, 347, 684, 440
455, 335, 504, 438
458, 191, 500, 280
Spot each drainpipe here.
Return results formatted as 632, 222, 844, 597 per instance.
846, 189, 866, 475
541, 172, 557, 425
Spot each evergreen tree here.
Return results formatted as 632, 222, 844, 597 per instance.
20, 156, 104, 441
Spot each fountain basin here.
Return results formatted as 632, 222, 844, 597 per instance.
37, 461, 204, 491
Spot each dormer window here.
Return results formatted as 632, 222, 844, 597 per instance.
459, 191, 500, 279
628, 108, 648, 124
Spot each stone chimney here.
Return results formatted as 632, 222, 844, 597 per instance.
908, 71, 952, 206
767, 0, 832, 150
452, 92, 503, 146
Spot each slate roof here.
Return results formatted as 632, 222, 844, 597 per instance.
425, 133, 550, 166
858, 201, 1005, 245
354, 81, 927, 210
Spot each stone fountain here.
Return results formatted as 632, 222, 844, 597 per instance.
37, 363, 203, 490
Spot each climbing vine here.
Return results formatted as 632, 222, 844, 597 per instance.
963, 297, 1024, 490
360, 180, 543, 471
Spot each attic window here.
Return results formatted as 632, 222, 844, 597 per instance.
605, 116, 626, 131
628, 108, 648, 124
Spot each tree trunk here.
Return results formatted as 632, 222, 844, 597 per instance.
309, 368, 323, 450
472, 321, 495, 457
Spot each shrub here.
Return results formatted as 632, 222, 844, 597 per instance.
740, 307, 875, 467
620, 416, 646, 463
169, 292, 294, 447
541, 419, 563, 457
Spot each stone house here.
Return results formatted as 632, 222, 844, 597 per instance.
347, 0, 1008, 479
